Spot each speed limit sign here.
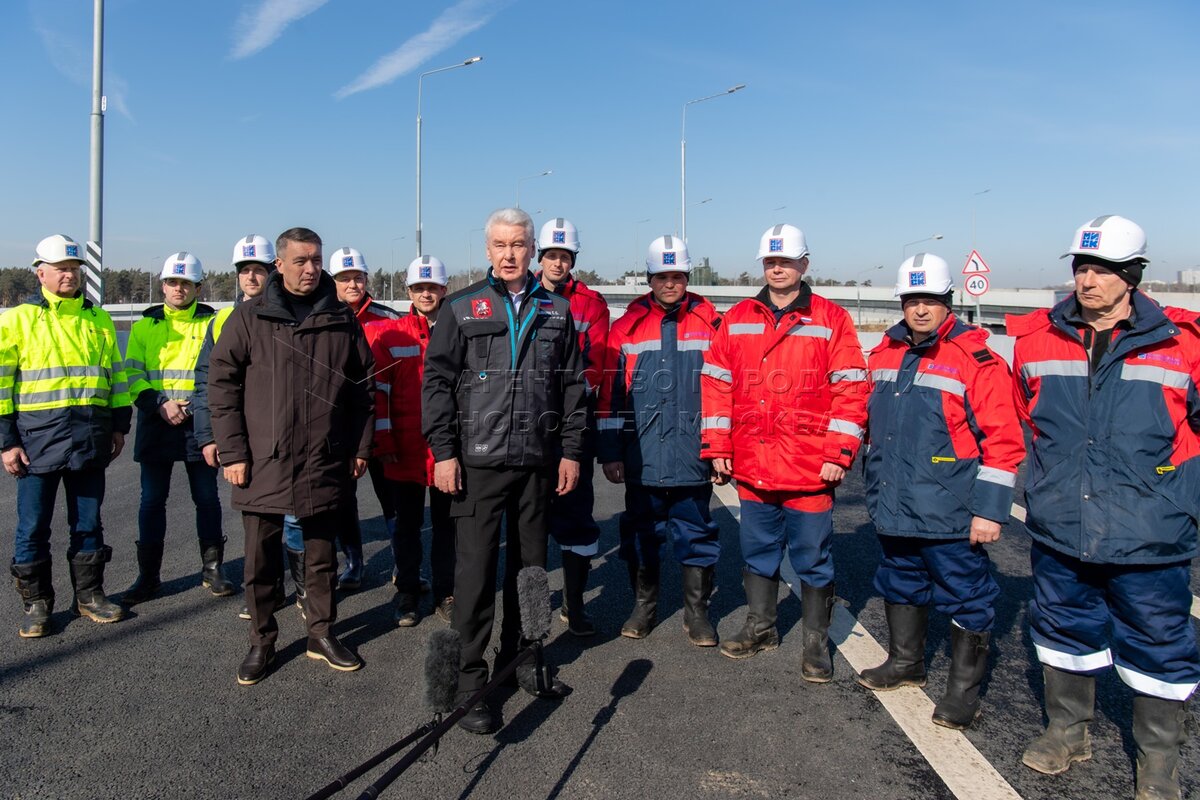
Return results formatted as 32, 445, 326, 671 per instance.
964, 274, 990, 297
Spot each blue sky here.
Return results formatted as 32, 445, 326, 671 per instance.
2, 0, 1197, 288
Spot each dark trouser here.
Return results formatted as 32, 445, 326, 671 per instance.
621, 483, 720, 568
392, 482, 455, 600
137, 460, 222, 544
14, 467, 106, 564
451, 465, 553, 693
548, 456, 601, 554
366, 458, 395, 521
874, 535, 999, 632
243, 510, 338, 646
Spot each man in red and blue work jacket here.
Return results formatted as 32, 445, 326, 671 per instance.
1010, 215, 1200, 800
702, 224, 868, 681
598, 235, 723, 647
856, 253, 1024, 731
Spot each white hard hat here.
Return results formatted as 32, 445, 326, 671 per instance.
33, 234, 85, 267
407, 255, 448, 287
232, 234, 276, 267
160, 252, 204, 283
756, 223, 809, 261
894, 253, 954, 297
329, 246, 368, 275
646, 235, 692, 274
1060, 215, 1148, 263
537, 218, 581, 256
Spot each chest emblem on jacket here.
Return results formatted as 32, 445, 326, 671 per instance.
471, 298, 493, 319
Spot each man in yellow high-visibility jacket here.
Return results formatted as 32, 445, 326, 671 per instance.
0, 234, 130, 637
123, 252, 233, 604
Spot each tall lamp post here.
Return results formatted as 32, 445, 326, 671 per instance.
516, 170, 552, 208
681, 84, 745, 243
416, 56, 482, 258
902, 233, 944, 260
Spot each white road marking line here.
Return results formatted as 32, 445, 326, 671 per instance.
1010, 501, 1200, 621
713, 482, 1024, 800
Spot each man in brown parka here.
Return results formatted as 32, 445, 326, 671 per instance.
208, 227, 375, 685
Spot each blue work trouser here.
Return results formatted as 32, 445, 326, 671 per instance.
620, 483, 720, 568
13, 468, 106, 564
874, 535, 999, 632
1030, 541, 1200, 701
740, 500, 834, 587
137, 460, 222, 545
283, 515, 303, 551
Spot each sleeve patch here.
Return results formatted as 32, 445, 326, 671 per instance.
972, 349, 995, 364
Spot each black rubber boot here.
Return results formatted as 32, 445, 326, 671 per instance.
620, 562, 660, 639
200, 537, 235, 597
932, 626, 990, 729
1133, 694, 1188, 800
286, 547, 306, 612
70, 546, 124, 624
560, 551, 596, 637
857, 603, 929, 690
12, 559, 54, 638
1021, 666, 1095, 775
719, 569, 780, 659
800, 582, 836, 683
681, 565, 717, 647
337, 541, 363, 591
122, 541, 164, 605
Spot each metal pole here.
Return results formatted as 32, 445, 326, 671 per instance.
86, 0, 104, 305
680, 106, 687, 242
415, 80, 423, 258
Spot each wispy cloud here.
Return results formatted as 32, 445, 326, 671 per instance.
30, 2, 134, 121
334, 0, 507, 100
230, 0, 332, 60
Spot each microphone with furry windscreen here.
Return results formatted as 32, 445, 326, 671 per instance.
303, 630, 462, 800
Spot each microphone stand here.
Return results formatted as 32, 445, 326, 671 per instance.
303, 718, 440, 800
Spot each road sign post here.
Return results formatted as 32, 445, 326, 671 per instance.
962, 250, 991, 322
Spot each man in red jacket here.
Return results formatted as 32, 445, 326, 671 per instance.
364, 255, 455, 627
702, 224, 868, 680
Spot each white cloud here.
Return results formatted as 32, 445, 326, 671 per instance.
30, 2, 134, 121
334, 0, 507, 100
230, 0, 332, 60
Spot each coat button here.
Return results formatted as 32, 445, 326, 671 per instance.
1083, 494, 1089, 500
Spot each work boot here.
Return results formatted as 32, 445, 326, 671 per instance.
681, 564, 717, 647
800, 582, 836, 683
306, 635, 362, 671
719, 569, 780, 659
1132, 694, 1188, 800
393, 592, 420, 627
338, 542, 364, 591
932, 626, 990, 729
456, 692, 498, 735
12, 560, 54, 638
1021, 666, 1095, 775
199, 537, 235, 596
69, 546, 124, 624
560, 551, 596, 637
620, 562, 660, 639
434, 596, 454, 624
237, 643, 275, 686
857, 603, 929, 690
122, 541, 164, 605
286, 547, 306, 611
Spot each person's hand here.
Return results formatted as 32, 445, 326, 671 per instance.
352, 458, 368, 479
2, 446, 29, 477
434, 458, 462, 495
223, 462, 250, 488
158, 399, 188, 425
110, 432, 125, 460
202, 443, 220, 468
601, 462, 624, 484
970, 516, 1002, 545
711, 457, 733, 484
557, 458, 581, 496
819, 462, 846, 484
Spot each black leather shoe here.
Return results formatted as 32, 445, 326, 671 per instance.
457, 699, 498, 735
237, 644, 275, 685
306, 636, 362, 672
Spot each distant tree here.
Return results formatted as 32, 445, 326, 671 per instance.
573, 268, 603, 286
0, 267, 39, 306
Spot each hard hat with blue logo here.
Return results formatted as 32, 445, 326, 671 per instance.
537, 218, 581, 257
329, 247, 369, 276
1061, 215, 1148, 264
231, 234, 276, 268
159, 252, 204, 284
894, 253, 953, 298
33, 234, 85, 267
406, 255, 448, 287
646, 235, 692, 274
756, 224, 809, 261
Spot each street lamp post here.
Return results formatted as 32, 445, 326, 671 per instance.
902, 234, 944, 260
416, 56, 482, 258
971, 188, 991, 250
681, 84, 745, 243
516, 170, 552, 208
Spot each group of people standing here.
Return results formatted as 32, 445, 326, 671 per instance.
1, 210, 1196, 799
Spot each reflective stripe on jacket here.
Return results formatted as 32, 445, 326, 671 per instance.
865, 314, 1024, 538
365, 313, 435, 485
1008, 291, 1200, 564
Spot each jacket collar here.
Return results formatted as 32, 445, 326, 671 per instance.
32, 286, 89, 313
885, 311, 966, 348
258, 270, 341, 323
753, 281, 812, 315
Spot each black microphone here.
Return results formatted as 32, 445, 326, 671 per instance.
424, 628, 461, 715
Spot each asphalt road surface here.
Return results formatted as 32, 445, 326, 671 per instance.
1, 436, 1197, 799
